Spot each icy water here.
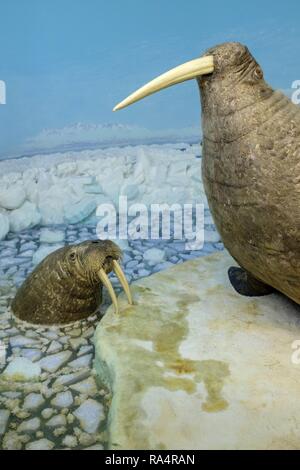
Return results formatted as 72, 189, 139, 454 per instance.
0, 219, 222, 449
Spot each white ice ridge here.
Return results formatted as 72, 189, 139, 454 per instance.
0, 142, 208, 238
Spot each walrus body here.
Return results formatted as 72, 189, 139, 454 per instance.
114, 42, 300, 305
199, 43, 300, 303
12, 240, 122, 324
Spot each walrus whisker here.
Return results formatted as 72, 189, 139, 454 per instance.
112, 260, 133, 305
98, 268, 119, 315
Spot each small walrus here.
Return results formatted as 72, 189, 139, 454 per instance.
12, 240, 133, 324
114, 42, 300, 304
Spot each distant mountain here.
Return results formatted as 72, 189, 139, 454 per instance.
19, 123, 201, 157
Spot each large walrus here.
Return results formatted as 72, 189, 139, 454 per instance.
114, 42, 300, 304
12, 240, 132, 324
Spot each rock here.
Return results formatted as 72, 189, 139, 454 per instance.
82, 326, 95, 338
20, 349, 42, 362
3, 357, 41, 381
204, 229, 221, 243
94, 250, 300, 450
68, 354, 92, 369
52, 370, 90, 387
0, 339, 7, 363
0, 279, 14, 295
2, 392, 21, 399
42, 330, 59, 340
9, 201, 41, 232
143, 247, 165, 266
0, 185, 26, 210
74, 399, 104, 433
78, 432, 97, 446
0, 213, 9, 241
70, 377, 97, 396
126, 259, 139, 269
18, 249, 34, 258
26, 438, 55, 450
51, 391, 73, 409
0, 409, 10, 435
115, 239, 130, 252
64, 199, 96, 224
40, 228, 65, 244
18, 418, 40, 433
39, 350, 72, 373
10, 335, 39, 348
78, 431, 96, 446
67, 413, 75, 424
32, 244, 64, 265
20, 241, 37, 251
23, 393, 45, 410
78, 345, 93, 357
41, 408, 54, 420
15, 411, 30, 420
47, 340, 63, 354
62, 435, 78, 448
2, 431, 23, 450
69, 337, 87, 350
53, 426, 67, 436
46, 414, 67, 428
69, 328, 81, 337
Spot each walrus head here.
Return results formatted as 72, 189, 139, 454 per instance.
113, 41, 278, 158
65, 240, 132, 315
112, 42, 273, 127
12, 240, 133, 324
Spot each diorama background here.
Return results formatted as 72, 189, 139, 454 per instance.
1, 0, 300, 451
0, 0, 299, 159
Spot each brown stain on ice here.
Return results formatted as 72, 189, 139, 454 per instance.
100, 274, 230, 449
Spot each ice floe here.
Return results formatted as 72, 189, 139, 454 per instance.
74, 399, 104, 434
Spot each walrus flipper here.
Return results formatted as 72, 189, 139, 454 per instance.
228, 267, 274, 297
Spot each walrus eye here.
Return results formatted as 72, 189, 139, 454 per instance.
69, 252, 77, 262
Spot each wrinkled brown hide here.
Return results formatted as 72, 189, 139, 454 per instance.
12, 240, 121, 324
199, 42, 300, 303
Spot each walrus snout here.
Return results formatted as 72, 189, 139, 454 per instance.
78, 240, 132, 315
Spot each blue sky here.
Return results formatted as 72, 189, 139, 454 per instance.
0, 0, 300, 157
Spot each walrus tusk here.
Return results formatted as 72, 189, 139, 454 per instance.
98, 268, 119, 315
113, 55, 214, 111
112, 259, 133, 305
